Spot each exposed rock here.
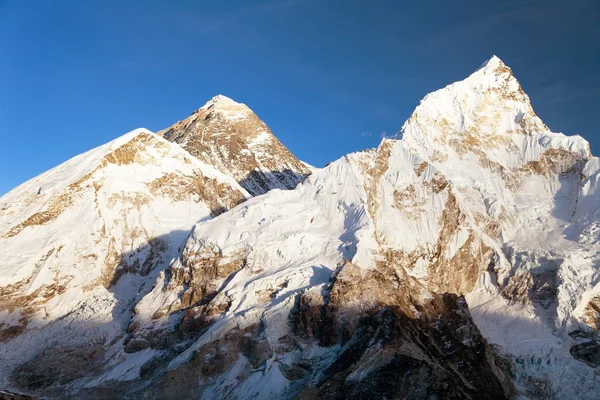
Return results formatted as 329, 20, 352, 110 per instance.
501, 269, 558, 309
159, 95, 311, 195
12, 340, 106, 391
123, 338, 151, 354
133, 324, 271, 400
151, 241, 247, 318
570, 341, 600, 367
0, 390, 38, 400
0, 129, 250, 396
287, 259, 514, 399
582, 296, 600, 330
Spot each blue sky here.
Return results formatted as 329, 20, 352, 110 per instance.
1, 0, 598, 196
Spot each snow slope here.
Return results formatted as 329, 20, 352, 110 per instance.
0, 129, 249, 393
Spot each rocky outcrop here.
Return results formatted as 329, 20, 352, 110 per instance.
289, 261, 514, 399
582, 296, 600, 330
0, 390, 38, 400
570, 341, 600, 368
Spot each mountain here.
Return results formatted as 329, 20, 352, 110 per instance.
0, 129, 248, 395
158, 95, 312, 196
1, 57, 600, 399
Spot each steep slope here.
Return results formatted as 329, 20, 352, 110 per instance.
116, 57, 600, 399
122, 148, 513, 399
158, 95, 312, 196
0, 129, 249, 395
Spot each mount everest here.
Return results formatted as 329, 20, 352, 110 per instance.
1, 56, 599, 399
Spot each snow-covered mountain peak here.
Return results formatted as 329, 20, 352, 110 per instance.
396, 57, 590, 173
399, 55, 538, 139
209, 93, 235, 103
195, 94, 252, 121
0, 124, 249, 356
0, 128, 171, 215
108, 127, 152, 147
205, 94, 242, 106
477, 54, 512, 78
479, 54, 503, 68
472, 54, 517, 87
159, 96, 311, 195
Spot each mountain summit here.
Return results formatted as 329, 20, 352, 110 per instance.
398, 55, 589, 165
158, 95, 312, 196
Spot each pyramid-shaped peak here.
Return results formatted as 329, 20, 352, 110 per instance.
210, 94, 239, 105
407, 55, 525, 120
395, 55, 554, 154
471, 55, 519, 87
479, 54, 505, 69
159, 94, 312, 196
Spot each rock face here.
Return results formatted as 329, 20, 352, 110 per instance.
2, 57, 600, 399
0, 391, 37, 400
158, 95, 312, 195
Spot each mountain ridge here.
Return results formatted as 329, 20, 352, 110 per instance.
1, 56, 600, 399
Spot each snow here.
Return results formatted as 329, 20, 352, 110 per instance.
145, 55, 600, 397
248, 131, 273, 147
200, 94, 254, 121
201, 354, 290, 400
137, 55, 600, 397
0, 127, 250, 388
468, 273, 600, 399
86, 347, 158, 385
2, 56, 600, 398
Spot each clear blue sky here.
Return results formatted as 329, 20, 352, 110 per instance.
1, 0, 598, 196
